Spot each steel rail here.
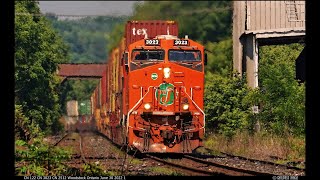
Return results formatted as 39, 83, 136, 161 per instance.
145, 154, 229, 176
184, 154, 277, 176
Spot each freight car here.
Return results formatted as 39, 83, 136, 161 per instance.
64, 100, 94, 132
92, 20, 207, 153
76, 100, 95, 131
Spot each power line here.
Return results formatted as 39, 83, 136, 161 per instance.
15, 7, 232, 18
14, 13, 129, 18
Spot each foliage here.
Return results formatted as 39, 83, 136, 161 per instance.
15, 0, 69, 134
244, 44, 305, 136
82, 163, 115, 176
148, 166, 184, 176
204, 72, 251, 137
205, 38, 233, 76
47, 15, 128, 63
105, 23, 125, 53
15, 104, 43, 141
15, 138, 72, 176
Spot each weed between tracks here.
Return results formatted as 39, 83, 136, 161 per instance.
147, 166, 184, 176
129, 158, 143, 165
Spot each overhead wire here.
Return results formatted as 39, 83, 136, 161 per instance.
14, 6, 232, 18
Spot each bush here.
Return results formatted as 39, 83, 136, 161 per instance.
204, 72, 251, 137
15, 138, 72, 176
15, 104, 43, 141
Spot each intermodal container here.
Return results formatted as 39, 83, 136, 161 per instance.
66, 100, 78, 116
125, 20, 178, 46
78, 100, 91, 115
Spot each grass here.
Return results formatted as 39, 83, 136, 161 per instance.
128, 158, 143, 165
148, 166, 184, 176
109, 145, 126, 157
203, 131, 305, 168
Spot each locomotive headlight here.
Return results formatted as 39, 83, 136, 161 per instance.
182, 104, 189, 111
144, 103, 151, 110
163, 67, 171, 78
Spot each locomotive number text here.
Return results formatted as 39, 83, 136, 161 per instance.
174, 40, 189, 46
145, 39, 160, 46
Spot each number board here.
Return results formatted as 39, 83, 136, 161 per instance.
173, 39, 189, 46
145, 39, 160, 46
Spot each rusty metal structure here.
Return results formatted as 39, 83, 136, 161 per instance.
57, 63, 106, 78
233, 0, 306, 88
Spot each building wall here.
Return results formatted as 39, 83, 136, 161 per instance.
233, 1, 305, 88
246, 1, 305, 32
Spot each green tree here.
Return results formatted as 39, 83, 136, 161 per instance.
248, 44, 305, 136
15, 0, 69, 134
205, 38, 233, 76
48, 16, 128, 63
105, 23, 125, 53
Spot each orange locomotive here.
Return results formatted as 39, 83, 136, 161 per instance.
93, 20, 207, 153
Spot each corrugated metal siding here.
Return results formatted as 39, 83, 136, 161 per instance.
90, 95, 94, 115
107, 65, 111, 112
111, 49, 116, 112
98, 79, 101, 108
101, 70, 107, 105
246, 0, 305, 31
95, 84, 100, 108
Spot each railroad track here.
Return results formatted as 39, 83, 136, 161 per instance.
53, 132, 89, 165
85, 132, 299, 176
53, 132, 121, 160
52, 133, 70, 146
52, 132, 304, 176
70, 155, 121, 159
145, 154, 223, 176
218, 151, 305, 171
184, 154, 277, 175
145, 154, 277, 176
78, 133, 88, 164
197, 148, 305, 171
190, 148, 304, 176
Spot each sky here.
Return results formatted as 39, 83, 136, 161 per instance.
38, 1, 142, 18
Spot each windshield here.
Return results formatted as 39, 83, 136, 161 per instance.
132, 49, 165, 61
169, 50, 201, 62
